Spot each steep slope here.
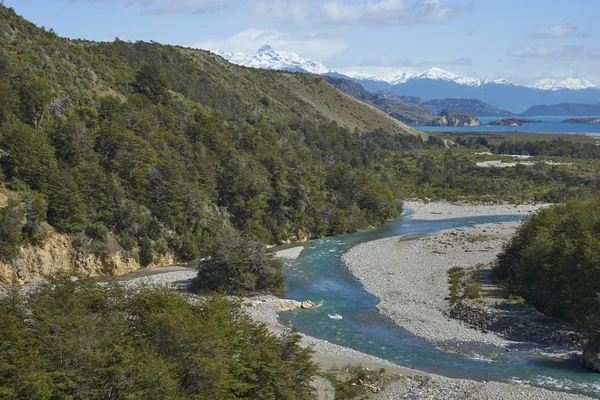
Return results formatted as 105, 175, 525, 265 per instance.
0, 5, 426, 284
176, 48, 421, 137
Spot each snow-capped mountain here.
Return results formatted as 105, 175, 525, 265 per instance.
343, 70, 413, 85
214, 45, 600, 112
529, 78, 598, 91
216, 45, 330, 75
343, 68, 513, 87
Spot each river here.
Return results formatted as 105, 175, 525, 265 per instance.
279, 211, 600, 398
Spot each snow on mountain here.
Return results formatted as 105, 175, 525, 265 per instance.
488, 78, 512, 86
413, 67, 488, 86
215, 45, 329, 75
530, 78, 598, 91
343, 70, 413, 85
345, 67, 515, 87
215, 45, 596, 92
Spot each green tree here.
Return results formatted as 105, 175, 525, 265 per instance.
132, 64, 169, 104
195, 232, 284, 295
18, 77, 53, 132
47, 172, 87, 233
0, 122, 58, 192
494, 198, 600, 327
0, 279, 317, 399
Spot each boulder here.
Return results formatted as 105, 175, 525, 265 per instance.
301, 300, 317, 309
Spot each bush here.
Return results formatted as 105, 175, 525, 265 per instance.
195, 232, 284, 295
465, 282, 482, 299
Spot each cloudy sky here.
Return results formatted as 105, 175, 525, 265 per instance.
5, 0, 600, 84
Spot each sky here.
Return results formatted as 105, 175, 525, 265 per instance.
4, 0, 600, 85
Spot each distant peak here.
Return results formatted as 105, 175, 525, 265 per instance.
530, 78, 598, 91
216, 45, 330, 75
257, 44, 274, 53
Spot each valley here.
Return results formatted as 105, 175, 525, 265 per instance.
1, 2, 600, 400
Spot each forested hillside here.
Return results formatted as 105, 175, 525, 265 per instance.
0, 5, 429, 288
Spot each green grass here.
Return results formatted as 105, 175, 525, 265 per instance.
448, 265, 483, 303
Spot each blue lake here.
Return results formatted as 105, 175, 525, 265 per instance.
415, 116, 600, 134
280, 211, 600, 398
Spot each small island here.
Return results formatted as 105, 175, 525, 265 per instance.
562, 117, 600, 124
487, 118, 543, 126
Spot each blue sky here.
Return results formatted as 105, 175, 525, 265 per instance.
4, 0, 600, 84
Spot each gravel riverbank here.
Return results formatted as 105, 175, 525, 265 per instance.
404, 200, 548, 220
343, 222, 518, 348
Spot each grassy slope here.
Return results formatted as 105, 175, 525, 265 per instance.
179, 48, 423, 137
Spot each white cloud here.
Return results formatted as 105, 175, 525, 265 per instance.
194, 29, 350, 60
253, 0, 469, 28
527, 23, 577, 39
507, 46, 583, 59
73, 0, 232, 14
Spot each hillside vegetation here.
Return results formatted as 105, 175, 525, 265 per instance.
322, 76, 442, 125
0, 5, 428, 289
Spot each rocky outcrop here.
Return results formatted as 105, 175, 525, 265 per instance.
0, 230, 174, 286
435, 109, 481, 127
301, 300, 317, 309
582, 338, 600, 373
448, 300, 586, 347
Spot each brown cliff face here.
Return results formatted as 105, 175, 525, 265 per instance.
0, 230, 174, 286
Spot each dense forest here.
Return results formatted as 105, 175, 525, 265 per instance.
493, 198, 600, 352
0, 278, 317, 399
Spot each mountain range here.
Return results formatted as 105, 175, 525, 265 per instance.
215, 46, 600, 114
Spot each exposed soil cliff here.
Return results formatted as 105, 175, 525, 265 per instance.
0, 229, 174, 286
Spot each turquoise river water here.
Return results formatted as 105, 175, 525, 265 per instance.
279, 211, 600, 398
